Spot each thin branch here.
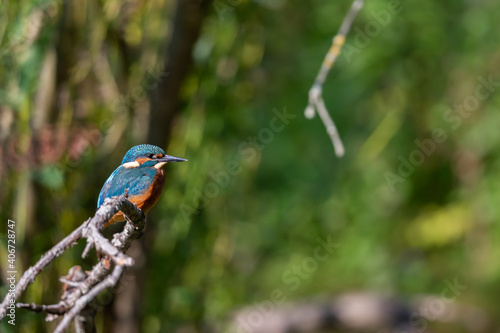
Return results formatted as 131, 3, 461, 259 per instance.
305, 0, 366, 157
16, 302, 68, 315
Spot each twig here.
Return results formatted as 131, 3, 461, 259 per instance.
16, 302, 69, 315
305, 0, 366, 157
0, 194, 146, 333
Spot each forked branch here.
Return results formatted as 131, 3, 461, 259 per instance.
305, 0, 366, 157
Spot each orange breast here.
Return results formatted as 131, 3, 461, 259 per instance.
102, 169, 166, 228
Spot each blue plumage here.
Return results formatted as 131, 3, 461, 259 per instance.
97, 167, 158, 208
96, 144, 186, 226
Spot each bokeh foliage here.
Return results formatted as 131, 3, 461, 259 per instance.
1, 0, 500, 332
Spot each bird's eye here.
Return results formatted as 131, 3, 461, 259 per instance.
148, 154, 155, 158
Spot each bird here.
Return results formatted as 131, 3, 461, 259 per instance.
97, 144, 187, 228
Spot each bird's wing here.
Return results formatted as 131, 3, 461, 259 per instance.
97, 167, 157, 208
97, 168, 119, 208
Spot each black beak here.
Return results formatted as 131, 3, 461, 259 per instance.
158, 155, 187, 163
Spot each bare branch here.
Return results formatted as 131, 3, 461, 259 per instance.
16, 302, 68, 315
0, 193, 146, 333
305, 0, 366, 157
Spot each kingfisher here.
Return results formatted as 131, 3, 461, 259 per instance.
97, 144, 187, 228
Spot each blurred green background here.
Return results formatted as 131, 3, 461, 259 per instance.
1, 0, 500, 332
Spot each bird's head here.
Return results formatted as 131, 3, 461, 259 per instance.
121, 144, 187, 169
